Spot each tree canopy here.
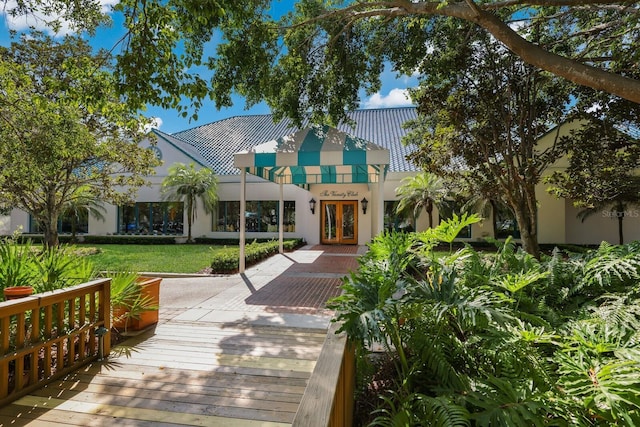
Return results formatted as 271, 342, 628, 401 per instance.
0, 34, 159, 247
4, 0, 638, 121
403, 19, 575, 258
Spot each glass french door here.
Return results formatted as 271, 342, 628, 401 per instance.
321, 201, 358, 244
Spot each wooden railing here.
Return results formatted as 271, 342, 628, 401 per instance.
0, 279, 111, 407
293, 322, 356, 427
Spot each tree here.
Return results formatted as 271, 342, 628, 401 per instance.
5, 1, 639, 122
546, 119, 640, 244
161, 163, 218, 243
111, 0, 640, 121
403, 21, 574, 258
61, 185, 107, 243
0, 34, 159, 247
395, 172, 448, 230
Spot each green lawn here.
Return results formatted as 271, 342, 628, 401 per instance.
81, 244, 220, 273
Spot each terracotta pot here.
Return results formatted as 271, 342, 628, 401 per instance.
4, 286, 34, 300
112, 277, 161, 332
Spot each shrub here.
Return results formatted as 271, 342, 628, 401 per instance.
209, 239, 303, 273
330, 218, 640, 426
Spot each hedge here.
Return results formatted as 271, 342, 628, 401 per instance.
210, 239, 304, 273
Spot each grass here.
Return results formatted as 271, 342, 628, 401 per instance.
80, 244, 220, 273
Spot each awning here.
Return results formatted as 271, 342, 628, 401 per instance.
234, 125, 390, 185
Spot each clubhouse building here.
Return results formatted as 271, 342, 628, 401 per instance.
8, 107, 640, 247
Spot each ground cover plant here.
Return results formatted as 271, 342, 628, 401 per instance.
329, 214, 640, 426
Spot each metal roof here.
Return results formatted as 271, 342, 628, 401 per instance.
170, 107, 419, 175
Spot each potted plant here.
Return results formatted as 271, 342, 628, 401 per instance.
110, 271, 161, 332
3, 285, 34, 300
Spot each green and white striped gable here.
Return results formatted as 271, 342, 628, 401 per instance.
234, 125, 390, 186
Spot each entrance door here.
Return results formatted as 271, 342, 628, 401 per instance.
321, 201, 358, 245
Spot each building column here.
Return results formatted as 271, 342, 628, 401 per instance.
376, 165, 385, 236
239, 169, 246, 274
279, 181, 284, 254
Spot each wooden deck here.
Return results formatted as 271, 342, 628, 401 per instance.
0, 319, 327, 426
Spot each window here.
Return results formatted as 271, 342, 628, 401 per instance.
494, 209, 520, 239
29, 212, 88, 234
384, 201, 415, 232
117, 202, 184, 235
438, 200, 471, 238
213, 201, 296, 232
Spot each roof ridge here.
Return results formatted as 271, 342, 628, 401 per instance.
172, 113, 276, 136
171, 107, 417, 136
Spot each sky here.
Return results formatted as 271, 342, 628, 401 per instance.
0, 0, 417, 134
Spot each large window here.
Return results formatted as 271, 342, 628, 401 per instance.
118, 202, 183, 235
384, 201, 415, 232
29, 213, 88, 234
213, 201, 296, 232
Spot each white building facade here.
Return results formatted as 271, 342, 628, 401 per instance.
7, 108, 640, 246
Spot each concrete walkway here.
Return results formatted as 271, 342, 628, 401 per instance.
157, 244, 365, 331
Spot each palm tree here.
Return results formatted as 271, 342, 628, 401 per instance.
395, 171, 447, 229
161, 163, 218, 242
62, 185, 106, 242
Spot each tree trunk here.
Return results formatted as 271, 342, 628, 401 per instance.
186, 198, 193, 243
490, 200, 499, 239
71, 216, 78, 243
617, 215, 624, 245
426, 200, 434, 229
512, 207, 539, 259
42, 218, 59, 249
509, 189, 540, 259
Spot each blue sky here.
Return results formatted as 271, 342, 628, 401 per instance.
0, 0, 417, 134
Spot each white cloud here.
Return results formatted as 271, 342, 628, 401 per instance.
363, 88, 413, 109
144, 117, 163, 133
2, 0, 117, 36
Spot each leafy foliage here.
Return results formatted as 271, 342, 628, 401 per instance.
395, 172, 448, 229
0, 34, 158, 247
332, 216, 640, 426
0, 232, 96, 297
209, 239, 301, 273
161, 162, 218, 242
99, 0, 640, 118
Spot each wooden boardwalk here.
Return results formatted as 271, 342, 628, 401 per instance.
0, 320, 327, 426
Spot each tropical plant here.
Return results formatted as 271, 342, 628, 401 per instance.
161, 162, 218, 242
0, 236, 40, 295
34, 246, 96, 293
395, 171, 448, 229
108, 271, 158, 333
61, 185, 107, 243
332, 215, 640, 426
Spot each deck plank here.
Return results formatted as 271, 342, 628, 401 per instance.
0, 321, 327, 426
